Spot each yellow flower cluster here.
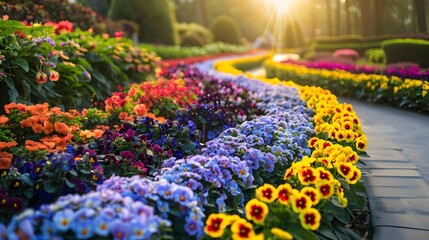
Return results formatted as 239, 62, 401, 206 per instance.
300, 86, 368, 153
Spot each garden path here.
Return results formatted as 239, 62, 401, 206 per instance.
247, 65, 429, 239
341, 98, 429, 240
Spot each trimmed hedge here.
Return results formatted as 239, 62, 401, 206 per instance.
382, 38, 429, 68
210, 15, 243, 45
108, 0, 177, 45
312, 35, 394, 55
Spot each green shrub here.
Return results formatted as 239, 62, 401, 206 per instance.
0, 0, 123, 35
176, 22, 213, 46
283, 21, 306, 49
209, 15, 243, 45
382, 38, 429, 68
365, 48, 386, 64
311, 35, 398, 55
108, 0, 177, 45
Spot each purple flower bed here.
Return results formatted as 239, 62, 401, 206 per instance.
282, 59, 429, 81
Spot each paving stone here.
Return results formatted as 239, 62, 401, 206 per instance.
372, 226, 429, 240
366, 186, 429, 198
371, 211, 429, 229
366, 169, 421, 177
361, 150, 409, 162
370, 198, 407, 213
364, 161, 417, 169
363, 176, 428, 188
400, 198, 429, 215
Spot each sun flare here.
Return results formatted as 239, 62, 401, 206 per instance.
264, 0, 294, 16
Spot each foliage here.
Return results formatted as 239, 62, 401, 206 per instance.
0, 20, 160, 110
176, 22, 213, 46
141, 42, 250, 59
0, 0, 124, 35
382, 38, 429, 68
365, 48, 386, 64
108, 0, 178, 45
210, 15, 243, 45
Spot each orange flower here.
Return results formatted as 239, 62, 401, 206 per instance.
36, 71, 48, 84
93, 129, 104, 139
28, 103, 49, 116
48, 70, 60, 81
0, 141, 17, 150
0, 116, 8, 126
43, 121, 54, 134
133, 104, 148, 117
54, 121, 70, 135
0, 151, 12, 169
32, 123, 43, 133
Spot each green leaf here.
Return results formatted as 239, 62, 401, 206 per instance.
338, 227, 362, 240
321, 200, 351, 224
8, 88, 19, 102
287, 222, 318, 240
317, 221, 338, 240
44, 182, 57, 193
21, 80, 31, 97
65, 178, 75, 188
14, 58, 29, 72
20, 174, 34, 187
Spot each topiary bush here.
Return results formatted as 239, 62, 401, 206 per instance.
176, 22, 213, 46
108, 0, 177, 45
382, 38, 429, 68
209, 15, 243, 45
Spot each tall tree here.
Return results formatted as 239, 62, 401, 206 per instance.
357, 0, 375, 36
325, 0, 333, 35
195, 0, 208, 26
336, 0, 341, 35
413, 0, 427, 33
345, 0, 352, 34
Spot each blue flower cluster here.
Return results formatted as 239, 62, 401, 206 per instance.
97, 175, 205, 238
3, 190, 169, 240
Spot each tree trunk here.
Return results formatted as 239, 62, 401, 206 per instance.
413, 0, 427, 33
345, 0, 352, 34
326, 0, 333, 36
195, 0, 208, 26
336, 0, 341, 35
373, 0, 384, 35
357, 0, 375, 36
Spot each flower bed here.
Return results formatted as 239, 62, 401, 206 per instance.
281, 59, 429, 81
265, 58, 429, 113
1, 31, 368, 240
